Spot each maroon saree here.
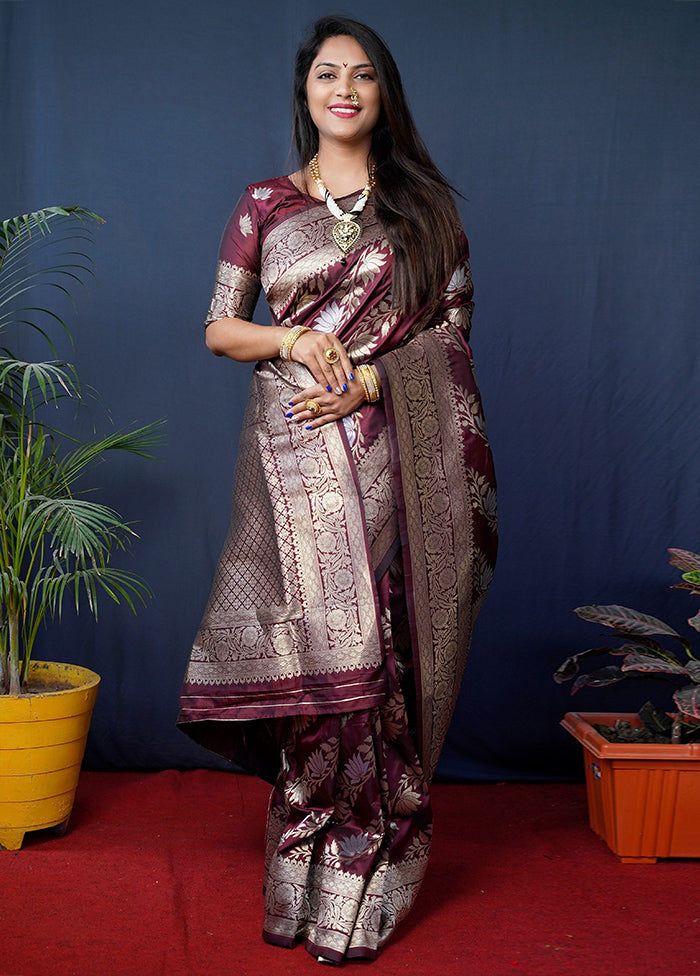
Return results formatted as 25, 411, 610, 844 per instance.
178, 177, 497, 960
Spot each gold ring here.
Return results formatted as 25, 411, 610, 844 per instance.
305, 399, 322, 416
323, 347, 340, 364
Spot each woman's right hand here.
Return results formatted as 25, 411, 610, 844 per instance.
290, 330, 355, 395
205, 318, 355, 395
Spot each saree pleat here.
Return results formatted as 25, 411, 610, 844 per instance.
263, 572, 431, 961
178, 177, 497, 960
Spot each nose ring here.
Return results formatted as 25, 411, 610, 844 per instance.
350, 88, 359, 106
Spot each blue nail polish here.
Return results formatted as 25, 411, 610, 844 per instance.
326, 385, 332, 392
349, 372, 354, 380
305, 424, 312, 430
288, 401, 294, 406
286, 411, 293, 418
342, 383, 348, 392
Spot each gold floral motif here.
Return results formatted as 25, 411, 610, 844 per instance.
205, 260, 261, 323
466, 468, 499, 532
261, 202, 388, 325
264, 837, 430, 956
380, 324, 496, 780
182, 358, 389, 696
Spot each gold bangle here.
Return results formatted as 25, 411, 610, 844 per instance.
358, 363, 381, 403
357, 364, 371, 402
357, 368, 370, 402
280, 325, 310, 360
368, 364, 381, 398
368, 364, 381, 402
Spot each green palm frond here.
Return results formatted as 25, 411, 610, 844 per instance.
24, 495, 136, 559
0, 207, 103, 259
59, 421, 166, 486
0, 207, 101, 246
0, 207, 104, 350
0, 357, 80, 411
41, 565, 152, 620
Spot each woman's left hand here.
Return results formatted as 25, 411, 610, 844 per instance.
287, 375, 367, 429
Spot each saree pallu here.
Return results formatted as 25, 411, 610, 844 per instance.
178, 177, 497, 960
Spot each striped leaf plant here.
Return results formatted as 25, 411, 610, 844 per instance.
554, 549, 700, 743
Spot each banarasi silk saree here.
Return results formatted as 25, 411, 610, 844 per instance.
177, 177, 497, 962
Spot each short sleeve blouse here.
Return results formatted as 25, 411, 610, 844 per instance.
204, 189, 263, 326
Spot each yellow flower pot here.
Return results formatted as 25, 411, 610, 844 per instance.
0, 661, 100, 851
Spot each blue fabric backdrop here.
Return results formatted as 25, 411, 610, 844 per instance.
2, 0, 699, 779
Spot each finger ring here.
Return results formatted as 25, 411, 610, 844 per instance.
305, 399, 322, 416
324, 347, 340, 364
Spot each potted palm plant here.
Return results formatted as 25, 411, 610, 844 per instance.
554, 549, 700, 862
0, 207, 161, 850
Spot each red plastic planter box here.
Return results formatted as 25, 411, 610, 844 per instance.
562, 712, 700, 863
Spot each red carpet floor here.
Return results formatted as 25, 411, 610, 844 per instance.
1, 771, 698, 976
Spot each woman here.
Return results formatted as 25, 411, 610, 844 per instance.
178, 15, 497, 963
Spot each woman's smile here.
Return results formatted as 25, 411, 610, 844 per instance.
328, 103, 361, 118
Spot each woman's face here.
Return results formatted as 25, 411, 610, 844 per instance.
305, 35, 381, 151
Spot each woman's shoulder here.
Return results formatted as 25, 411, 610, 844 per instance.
229, 174, 314, 238
241, 175, 299, 204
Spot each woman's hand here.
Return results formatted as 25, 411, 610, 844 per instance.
287, 375, 366, 429
290, 330, 355, 394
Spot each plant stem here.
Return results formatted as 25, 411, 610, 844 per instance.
671, 713, 683, 744
8, 611, 21, 695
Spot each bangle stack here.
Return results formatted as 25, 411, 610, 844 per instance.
280, 325, 309, 360
357, 363, 381, 403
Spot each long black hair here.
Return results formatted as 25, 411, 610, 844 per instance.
292, 15, 463, 316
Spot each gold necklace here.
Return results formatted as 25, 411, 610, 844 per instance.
308, 154, 375, 255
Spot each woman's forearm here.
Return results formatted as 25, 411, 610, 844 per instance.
205, 317, 289, 361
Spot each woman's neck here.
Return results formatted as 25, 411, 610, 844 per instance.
313, 142, 372, 198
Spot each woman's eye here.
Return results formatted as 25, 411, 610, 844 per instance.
355, 73, 375, 82
317, 72, 335, 80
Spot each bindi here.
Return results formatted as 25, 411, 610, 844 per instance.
343, 62, 348, 67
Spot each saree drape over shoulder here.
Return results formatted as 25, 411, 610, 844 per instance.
178, 177, 497, 961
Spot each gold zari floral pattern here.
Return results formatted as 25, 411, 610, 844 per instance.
380, 320, 496, 779
184, 356, 386, 710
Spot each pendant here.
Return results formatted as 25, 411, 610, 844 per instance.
332, 216, 361, 255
